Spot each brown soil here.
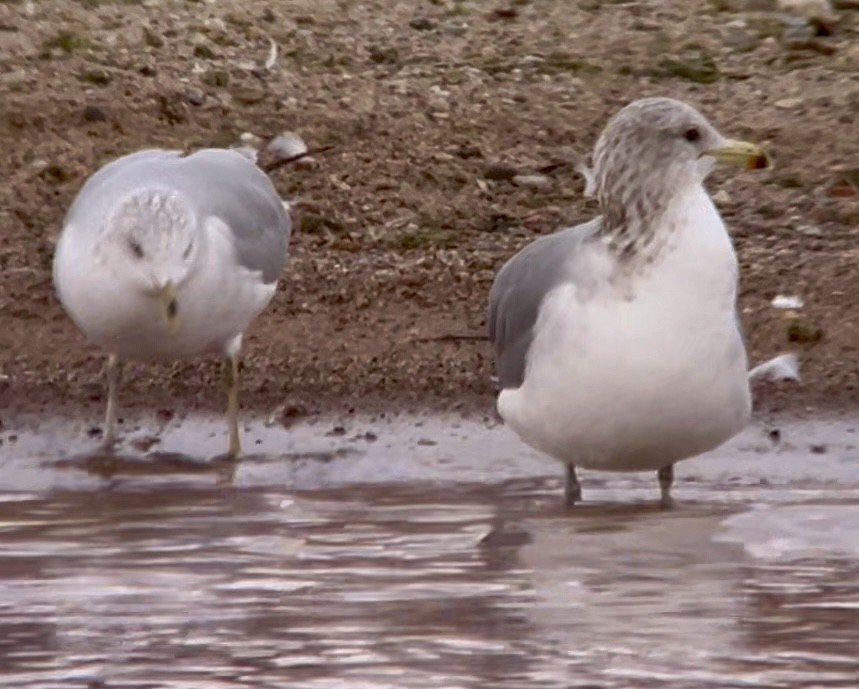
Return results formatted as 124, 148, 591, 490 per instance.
1, 0, 858, 425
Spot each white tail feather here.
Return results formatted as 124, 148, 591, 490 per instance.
748, 353, 800, 383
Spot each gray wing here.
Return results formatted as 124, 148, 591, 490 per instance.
177, 149, 291, 283
65, 148, 291, 284
488, 219, 599, 390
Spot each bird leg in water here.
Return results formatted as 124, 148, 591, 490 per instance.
565, 464, 582, 506
223, 355, 241, 458
101, 353, 122, 450
658, 463, 674, 509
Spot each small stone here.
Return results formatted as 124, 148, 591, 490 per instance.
139, 63, 157, 76
810, 443, 828, 454
724, 30, 761, 52
78, 67, 112, 86
368, 45, 399, 64
795, 224, 823, 236
409, 17, 436, 31
300, 213, 327, 234
416, 438, 437, 446
39, 164, 72, 184
143, 26, 164, 48
81, 104, 108, 122
453, 143, 482, 159
778, 0, 835, 18
714, 0, 777, 8
202, 69, 229, 88
239, 132, 265, 147
512, 174, 553, 190
484, 162, 519, 181
739, 0, 778, 9
266, 131, 308, 160
775, 97, 803, 109
186, 88, 206, 106
787, 321, 824, 343
193, 43, 217, 59
232, 85, 266, 104
658, 49, 720, 84
491, 7, 519, 19
712, 189, 732, 204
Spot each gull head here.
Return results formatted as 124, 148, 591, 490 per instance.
592, 97, 770, 254
101, 188, 199, 333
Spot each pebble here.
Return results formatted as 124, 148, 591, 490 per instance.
775, 97, 804, 108
265, 131, 308, 160
713, 189, 732, 204
408, 17, 435, 31
81, 104, 108, 123
512, 174, 553, 190
772, 294, 804, 309
795, 224, 824, 236
239, 132, 265, 148
483, 162, 519, 181
777, 0, 834, 17
186, 88, 205, 106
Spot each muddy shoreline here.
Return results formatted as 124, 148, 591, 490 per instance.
2, 0, 858, 430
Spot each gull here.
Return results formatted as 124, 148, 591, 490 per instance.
53, 148, 291, 457
488, 97, 773, 507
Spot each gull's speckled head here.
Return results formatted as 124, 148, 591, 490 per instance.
591, 97, 769, 257
100, 188, 199, 332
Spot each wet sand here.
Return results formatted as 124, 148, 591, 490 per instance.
1, 414, 858, 688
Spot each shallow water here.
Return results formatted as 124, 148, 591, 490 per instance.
0, 414, 858, 688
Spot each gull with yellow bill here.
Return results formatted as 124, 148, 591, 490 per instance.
53, 148, 291, 457
489, 97, 790, 508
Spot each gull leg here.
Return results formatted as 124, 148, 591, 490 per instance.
101, 353, 122, 450
223, 354, 242, 459
658, 463, 674, 509
564, 464, 582, 507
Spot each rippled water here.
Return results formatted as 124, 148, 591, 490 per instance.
0, 415, 857, 687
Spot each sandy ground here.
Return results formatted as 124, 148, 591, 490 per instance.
1, 0, 858, 424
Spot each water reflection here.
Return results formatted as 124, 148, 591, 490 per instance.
0, 478, 857, 688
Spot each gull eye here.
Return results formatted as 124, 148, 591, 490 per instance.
128, 239, 145, 259
684, 127, 701, 143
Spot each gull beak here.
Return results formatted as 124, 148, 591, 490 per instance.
157, 282, 180, 335
704, 139, 772, 171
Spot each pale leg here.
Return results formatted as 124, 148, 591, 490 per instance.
223, 354, 241, 458
101, 353, 121, 449
564, 464, 582, 507
658, 463, 674, 509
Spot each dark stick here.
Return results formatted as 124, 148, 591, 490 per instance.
259, 145, 336, 174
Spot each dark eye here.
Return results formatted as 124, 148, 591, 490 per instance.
684, 127, 701, 143
128, 239, 145, 259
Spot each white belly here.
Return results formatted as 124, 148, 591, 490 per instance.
54, 221, 276, 362
498, 192, 751, 472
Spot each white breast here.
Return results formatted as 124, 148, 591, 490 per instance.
498, 188, 751, 471
54, 217, 276, 362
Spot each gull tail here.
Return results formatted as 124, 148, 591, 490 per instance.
748, 353, 800, 383
575, 162, 596, 198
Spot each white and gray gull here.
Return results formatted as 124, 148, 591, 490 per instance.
53, 148, 291, 457
488, 97, 773, 507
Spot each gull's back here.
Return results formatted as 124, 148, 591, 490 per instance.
488, 219, 600, 390
64, 148, 291, 284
